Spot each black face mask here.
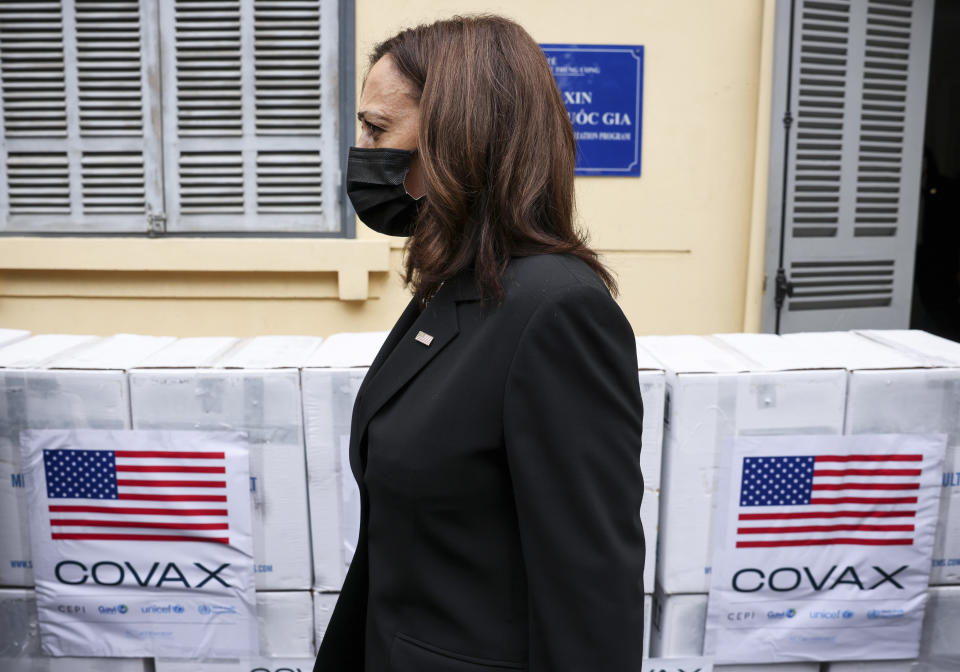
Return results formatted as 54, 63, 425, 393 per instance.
346, 146, 424, 237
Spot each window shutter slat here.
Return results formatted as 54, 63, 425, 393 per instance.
1, 0, 163, 233
0, 2, 68, 137
76, 0, 143, 138
162, 0, 340, 233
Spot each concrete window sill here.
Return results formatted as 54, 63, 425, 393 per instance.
0, 237, 392, 301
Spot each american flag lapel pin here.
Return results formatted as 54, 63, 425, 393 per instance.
415, 330, 434, 347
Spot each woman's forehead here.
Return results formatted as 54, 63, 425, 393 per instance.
360, 56, 418, 114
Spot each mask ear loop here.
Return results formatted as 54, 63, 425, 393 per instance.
403, 148, 426, 200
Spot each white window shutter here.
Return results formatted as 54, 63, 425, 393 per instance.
0, 0, 163, 232
159, 0, 340, 233
765, 0, 935, 332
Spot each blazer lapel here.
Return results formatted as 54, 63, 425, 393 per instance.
357, 287, 453, 431
352, 270, 481, 467
355, 295, 420, 404
350, 271, 480, 476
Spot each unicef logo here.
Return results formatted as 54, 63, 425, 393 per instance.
117, 604, 128, 614
786, 608, 796, 618
842, 610, 854, 619
198, 604, 211, 615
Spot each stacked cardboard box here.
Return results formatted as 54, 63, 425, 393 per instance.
649, 585, 819, 672
0, 334, 170, 588
855, 329, 960, 587
0, 588, 149, 671
790, 330, 960, 672
129, 335, 322, 591
821, 586, 960, 672
639, 333, 848, 672
155, 590, 317, 671
636, 342, 665, 596
128, 336, 323, 669
313, 589, 338, 651
638, 334, 847, 596
302, 331, 389, 591
4, 328, 957, 669
0, 328, 30, 349
0, 334, 176, 671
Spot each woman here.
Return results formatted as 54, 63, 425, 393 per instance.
315, 15, 645, 672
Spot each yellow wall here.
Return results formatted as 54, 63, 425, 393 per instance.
0, 0, 773, 338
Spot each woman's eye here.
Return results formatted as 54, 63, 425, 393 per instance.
363, 121, 383, 137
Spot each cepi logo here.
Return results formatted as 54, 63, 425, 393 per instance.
726, 610, 757, 622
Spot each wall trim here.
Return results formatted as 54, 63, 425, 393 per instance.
0, 238, 390, 301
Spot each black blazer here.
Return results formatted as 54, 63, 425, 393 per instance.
314, 254, 645, 672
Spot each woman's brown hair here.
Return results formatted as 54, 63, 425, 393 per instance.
369, 14, 617, 303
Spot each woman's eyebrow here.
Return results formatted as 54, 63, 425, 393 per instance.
357, 110, 390, 125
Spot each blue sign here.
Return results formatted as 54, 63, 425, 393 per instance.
541, 44, 644, 176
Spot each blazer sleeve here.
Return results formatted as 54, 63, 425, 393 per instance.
503, 282, 645, 671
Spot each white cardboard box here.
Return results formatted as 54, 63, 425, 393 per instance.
857, 329, 960, 367
0, 588, 149, 671
0, 336, 155, 587
846, 366, 960, 586
916, 585, 960, 671
649, 589, 819, 672
780, 331, 920, 371
636, 335, 847, 594
129, 366, 313, 590
0, 329, 30, 349
854, 330, 960, 586
642, 659, 714, 672
785, 331, 960, 585
825, 661, 917, 672
641, 488, 659, 595
217, 335, 324, 369
155, 589, 316, 671
303, 331, 389, 369
644, 593, 652, 660
136, 337, 240, 368
0, 334, 99, 369
823, 586, 960, 672
313, 590, 338, 650
635, 339, 666, 492
48, 333, 176, 370
302, 333, 387, 591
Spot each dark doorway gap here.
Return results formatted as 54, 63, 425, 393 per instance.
911, 0, 960, 341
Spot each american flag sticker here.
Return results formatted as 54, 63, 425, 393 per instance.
43, 444, 231, 544
736, 453, 921, 548
21, 429, 253, 548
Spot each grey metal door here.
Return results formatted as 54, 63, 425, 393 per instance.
763, 0, 935, 333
